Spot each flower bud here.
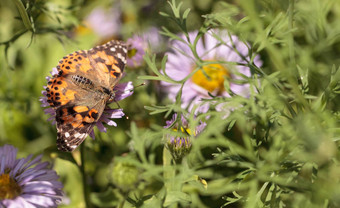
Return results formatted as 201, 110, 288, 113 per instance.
164, 114, 206, 160
110, 161, 139, 192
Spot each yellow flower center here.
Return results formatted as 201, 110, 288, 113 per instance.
191, 62, 230, 94
76, 22, 93, 36
173, 127, 192, 136
0, 174, 22, 200
128, 48, 138, 58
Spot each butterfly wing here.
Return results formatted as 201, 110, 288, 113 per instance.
46, 40, 127, 152
47, 72, 107, 151
55, 101, 105, 152
87, 40, 127, 88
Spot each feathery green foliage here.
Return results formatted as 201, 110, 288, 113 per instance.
1, 0, 340, 207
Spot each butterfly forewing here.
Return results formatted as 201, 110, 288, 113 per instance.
87, 40, 127, 88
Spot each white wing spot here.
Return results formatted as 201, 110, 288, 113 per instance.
70, 145, 77, 149
117, 53, 126, 64
110, 47, 116, 52
65, 132, 70, 138
74, 132, 87, 139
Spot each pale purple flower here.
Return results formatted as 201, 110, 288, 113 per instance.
39, 68, 59, 124
127, 35, 147, 67
126, 28, 164, 67
141, 27, 165, 53
40, 69, 134, 139
161, 29, 262, 113
0, 144, 63, 208
85, 6, 121, 39
164, 114, 206, 160
112, 81, 134, 102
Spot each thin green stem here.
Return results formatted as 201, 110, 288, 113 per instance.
163, 146, 175, 192
118, 199, 125, 208
288, 0, 296, 65
80, 144, 91, 208
163, 146, 180, 208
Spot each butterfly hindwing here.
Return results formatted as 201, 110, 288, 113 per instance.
55, 103, 105, 152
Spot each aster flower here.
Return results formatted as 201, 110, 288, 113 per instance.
161, 29, 262, 113
40, 68, 58, 124
141, 27, 165, 53
0, 144, 63, 208
164, 114, 206, 160
127, 35, 147, 68
126, 28, 164, 68
85, 6, 122, 39
40, 69, 134, 139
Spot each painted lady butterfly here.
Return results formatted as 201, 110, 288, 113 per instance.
45, 40, 127, 151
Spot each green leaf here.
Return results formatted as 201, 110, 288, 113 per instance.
90, 188, 120, 207
168, 0, 183, 19
144, 105, 171, 115
13, 0, 34, 32
182, 8, 191, 21
297, 65, 309, 93
164, 191, 191, 207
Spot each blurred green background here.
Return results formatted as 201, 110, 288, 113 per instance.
1, 0, 340, 207
0, 0, 212, 207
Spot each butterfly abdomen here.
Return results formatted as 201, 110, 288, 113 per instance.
71, 75, 94, 90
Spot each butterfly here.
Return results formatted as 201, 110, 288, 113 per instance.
45, 40, 127, 151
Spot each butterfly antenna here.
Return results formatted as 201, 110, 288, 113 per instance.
115, 82, 145, 119
131, 82, 146, 92
116, 101, 122, 109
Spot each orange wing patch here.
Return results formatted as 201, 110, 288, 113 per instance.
46, 77, 77, 108
58, 108, 84, 128
83, 109, 99, 123
56, 105, 99, 129
88, 41, 126, 80
73, 106, 89, 113
57, 51, 93, 74
91, 50, 118, 65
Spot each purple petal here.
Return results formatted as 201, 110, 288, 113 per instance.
21, 194, 56, 207
113, 82, 134, 101
127, 35, 147, 67
0, 144, 64, 208
102, 108, 124, 119
95, 121, 107, 133
86, 7, 121, 39
161, 29, 263, 114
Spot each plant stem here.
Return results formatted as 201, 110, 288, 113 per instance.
163, 146, 175, 191
288, 0, 296, 64
80, 144, 91, 208
118, 199, 125, 208
163, 147, 180, 208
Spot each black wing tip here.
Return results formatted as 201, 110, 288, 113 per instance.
107, 39, 126, 46
56, 131, 88, 152
57, 144, 76, 152
101, 40, 127, 50
56, 139, 78, 152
